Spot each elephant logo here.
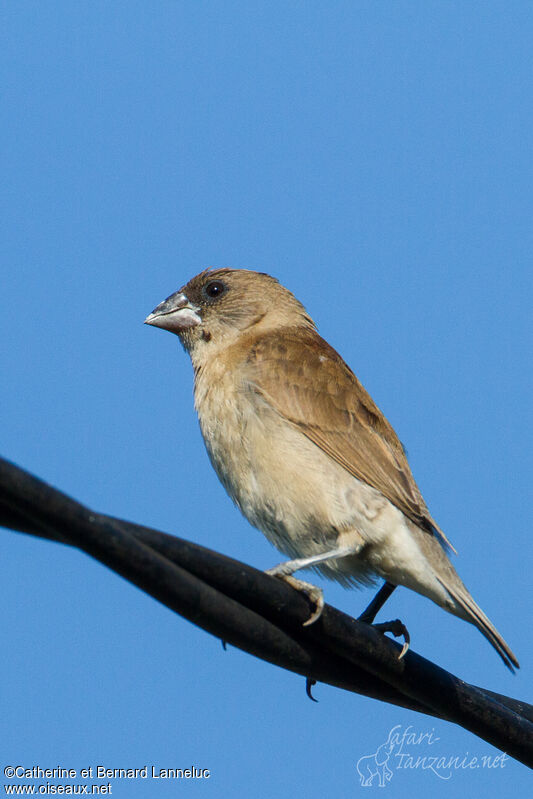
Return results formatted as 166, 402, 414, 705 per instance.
356, 730, 396, 787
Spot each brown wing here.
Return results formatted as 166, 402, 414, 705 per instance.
245, 326, 454, 550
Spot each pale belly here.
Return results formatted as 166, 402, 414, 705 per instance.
195, 375, 425, 588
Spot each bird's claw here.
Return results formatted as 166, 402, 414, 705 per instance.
265, 570, 324, 625
306, 677, 318, 702
372, 619, 410, 660
283, 576, 324, 625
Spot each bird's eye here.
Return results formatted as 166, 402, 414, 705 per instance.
203, 280, 227, 300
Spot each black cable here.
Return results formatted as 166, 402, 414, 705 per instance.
1, 456, 532, 767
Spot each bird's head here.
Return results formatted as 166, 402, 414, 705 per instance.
144, 268, 315, 359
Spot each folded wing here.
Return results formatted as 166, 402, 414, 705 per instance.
245, 327, 454, 551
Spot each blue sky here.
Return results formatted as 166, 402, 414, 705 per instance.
1, 1, 532, 795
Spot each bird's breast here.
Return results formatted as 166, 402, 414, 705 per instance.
192, 358, 388, 563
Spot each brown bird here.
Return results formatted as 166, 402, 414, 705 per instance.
145, 268, 518, 670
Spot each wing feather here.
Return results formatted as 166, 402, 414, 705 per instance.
245, 327, 454, 551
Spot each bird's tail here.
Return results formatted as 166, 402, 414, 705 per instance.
435, 575, 519, 672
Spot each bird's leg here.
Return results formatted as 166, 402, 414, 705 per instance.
267, 544, 363, 577
358, 581, 410, 659
358, 581, 397, 623
266, 545, 362, 626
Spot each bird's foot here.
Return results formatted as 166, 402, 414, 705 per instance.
372, 619, 410, 660
265, 568, 324, 626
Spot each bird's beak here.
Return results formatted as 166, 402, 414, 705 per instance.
144, 291, 202, 332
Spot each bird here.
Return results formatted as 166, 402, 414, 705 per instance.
144, 267, 519, 671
